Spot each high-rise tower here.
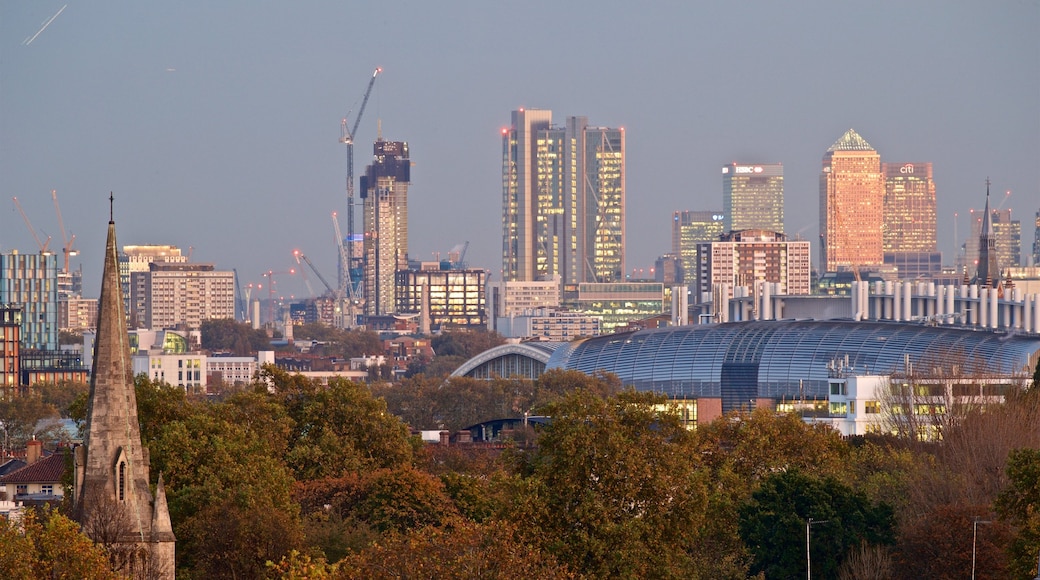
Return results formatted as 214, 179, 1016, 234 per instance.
722, 162, 783, 233
360, 139, 410, 316
819, 129, 884, 272
502, 110, 625, 284
74, 201, 175, 578
882, 162, 940, 278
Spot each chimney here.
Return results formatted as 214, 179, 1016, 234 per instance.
26, 439, 43, 465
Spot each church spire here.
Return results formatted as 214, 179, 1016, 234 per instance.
74, 198, 175, 578
976, 179, 1000, 288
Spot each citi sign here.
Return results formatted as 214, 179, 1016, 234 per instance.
723, 166, 764, 174
899, 164, 915, 174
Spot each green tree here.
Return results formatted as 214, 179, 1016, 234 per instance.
0, 394, 60, 455
996, 447, 1040, 579
200, 318, 270, 355
431, 330, 505, 359
508, 388, 707, 578
738, 469, 895, 580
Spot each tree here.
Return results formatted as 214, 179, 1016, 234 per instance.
200, 318, 270, 355
431, 330, 505, 359
738, 469, 895, 579
0, 394, 60, 456
996, 447, 1040, 579
892, 503, 1008, 580
508, 388, 707, 578
0, 507, 119, 580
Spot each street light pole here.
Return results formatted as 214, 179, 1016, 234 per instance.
807, 517, 829, 580
972, 516, 991, 580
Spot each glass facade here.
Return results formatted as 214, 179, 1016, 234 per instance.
361, 139, 410, 316
820, 129, 884, 272
722, 163, 784, 233
502, 110, 625, 284
545, 320, 1040, 414
672, 210, 724, 283
395, 269, 487, 328
0, 252, 58, 350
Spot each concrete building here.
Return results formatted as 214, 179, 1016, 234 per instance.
496, 308, 601, 341
74, 211, 175, 578
672, 210, 725, 284
820, 129, 884, 273
722, 162, 783, 233
501, 109, 625, 284
395, 267, 488, 330
0, 251, 58, 350
120, 245, 187, 317
882, 162, 940, 279
693, 230, 811, 304
59, 296, 98, 332
361, 139, 411, 316
487, 278, 562, 332
130, 263, 234, 329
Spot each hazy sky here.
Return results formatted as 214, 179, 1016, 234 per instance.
2, 1, 1038, 299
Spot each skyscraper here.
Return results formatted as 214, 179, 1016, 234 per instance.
0, 251, 58, 350
672, 210, 725, 282
502, 109, 625, 284
819, 129, 884, 273
964, 205, 1021, 274
361, 139, 410, 316
882, 162, 940, 279
722, 162, 783, 233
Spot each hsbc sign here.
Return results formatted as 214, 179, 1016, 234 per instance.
728, 165, 769, 173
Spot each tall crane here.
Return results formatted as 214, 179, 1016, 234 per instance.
51, 189, 78, 273
294, 250, 336, 297
12, 197, 52, 253
340, 67, 381, 296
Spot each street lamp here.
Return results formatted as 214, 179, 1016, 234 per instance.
972, 516, 991, 580
807, 517, 829, 580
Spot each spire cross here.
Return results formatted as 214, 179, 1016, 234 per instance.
109, 192, 114, 223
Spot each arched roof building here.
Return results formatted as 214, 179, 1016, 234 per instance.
453, 320, 1040, 422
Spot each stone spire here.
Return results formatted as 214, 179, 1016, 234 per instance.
976, 179, 1000, 288
74, 199, 175, 578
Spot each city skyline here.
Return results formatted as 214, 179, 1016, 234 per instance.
1, 2, 1037, 299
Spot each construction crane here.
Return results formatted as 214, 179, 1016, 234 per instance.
262, 269, 296, 325
51, 190, 78, 273
12, 197, 52, 253
340, 67, 381, 288
294, 250, 336, 297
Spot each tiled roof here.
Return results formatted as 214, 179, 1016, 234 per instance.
0, 459, 27, 477
0, 453, 67, 485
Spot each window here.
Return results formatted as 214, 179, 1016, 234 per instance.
864, 400, 880, 414
118, 461, 126, 501
41, 484, 53, 495
16, 484, 27, 496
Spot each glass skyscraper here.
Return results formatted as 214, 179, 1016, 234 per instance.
672, 210, 724, 283
361, 139, 410, 316
882, 162, 940, 279
819, 129, 884, 273
502, 109, 625, 284
722, 162, 783, 233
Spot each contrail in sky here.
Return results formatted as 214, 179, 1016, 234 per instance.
24, 4, 67, 46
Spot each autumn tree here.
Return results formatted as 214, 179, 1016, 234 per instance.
200, 318, 270, 355
996, 447, 1040, 579
507, 388, 707, 578
0, 507, 118, 580
0, 394, 60, 456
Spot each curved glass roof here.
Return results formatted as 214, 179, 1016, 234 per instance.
546, 320, 1040, 401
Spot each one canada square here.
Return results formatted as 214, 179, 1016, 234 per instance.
502, 109, 625, 283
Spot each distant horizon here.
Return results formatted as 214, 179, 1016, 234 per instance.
2, 1, 1036, 299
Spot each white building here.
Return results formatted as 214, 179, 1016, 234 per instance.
487, 278, 562, 332
130, 262, 235, 329
496, 308, 601, 341
133, 352, 207, 389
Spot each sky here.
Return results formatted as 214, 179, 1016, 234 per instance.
2, 1, 1038, 300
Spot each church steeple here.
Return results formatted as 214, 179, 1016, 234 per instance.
74, 197, 175, 578
975, 179, 1000, 288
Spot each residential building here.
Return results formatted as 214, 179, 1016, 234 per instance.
130, 263, 234, 329
120, 245, 187, 317
722, 162, 784, 233
672, 210, 725, 283
59, 296, 98, 332
0, 444, 66, 502
693, 230, 811, 302
0, 251, 58, 350
502, 109, 625, 284
395, 267, 488, 329
361, 139, 410, 316
882, 162, 940, 279
819, 129, 884, 273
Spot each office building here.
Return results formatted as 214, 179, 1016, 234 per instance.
819, 129, 884, 272
964, 206, 1022, 275
672, 210, 725, 283
501, 109, 625, 284
722, 163, 783, 233
130, 263, 235, 329
361, 139, 410, 316
693, 230, 811, 302
0, 251, 58, 351
496, 308, 601, 342
882, 162, 940, 279
59, 296, 99, 332
487, 278, 562, 332
395, 267, 487, 329
561, 282, 663, 333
